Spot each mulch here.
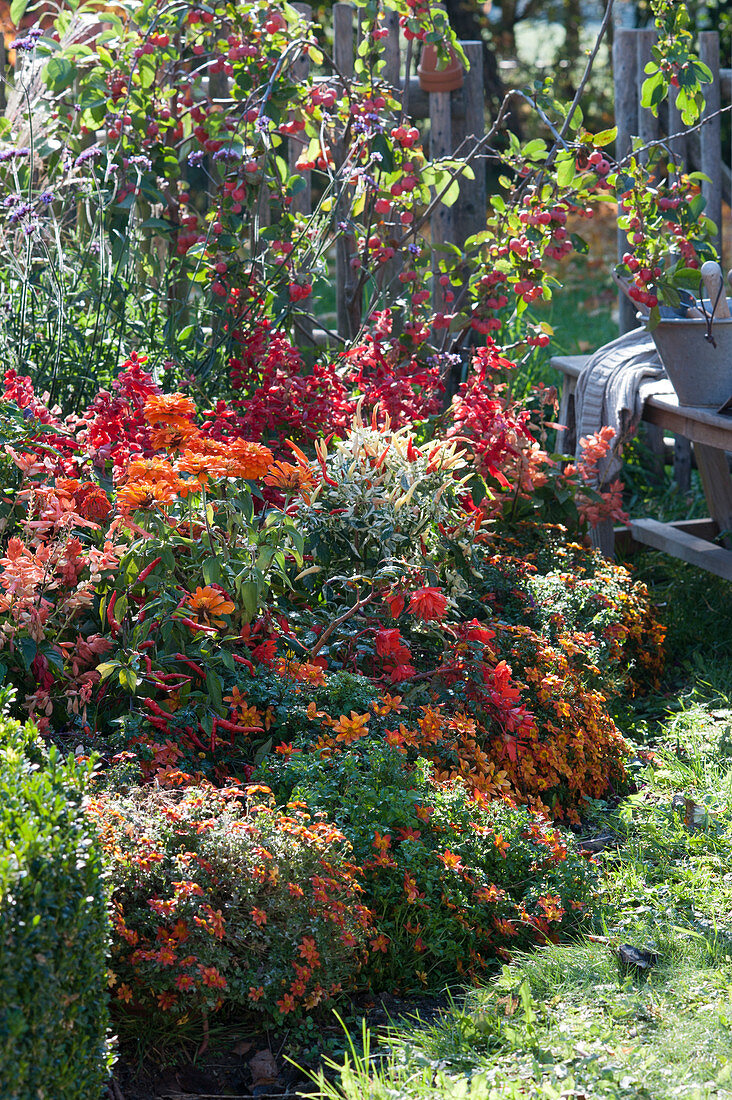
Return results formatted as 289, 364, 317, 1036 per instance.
109, 991, 450, 1100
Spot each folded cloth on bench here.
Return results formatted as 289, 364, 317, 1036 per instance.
574, 326, 675, 483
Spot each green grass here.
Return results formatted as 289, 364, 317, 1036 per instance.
311, 555, 732, 1100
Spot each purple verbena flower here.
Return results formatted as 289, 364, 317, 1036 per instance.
10, 28, 43, 51
74, 144, 103, 167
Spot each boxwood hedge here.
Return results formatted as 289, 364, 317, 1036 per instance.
0, 715, 110, 1099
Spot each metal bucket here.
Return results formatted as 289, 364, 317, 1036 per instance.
650, 299, 732, 408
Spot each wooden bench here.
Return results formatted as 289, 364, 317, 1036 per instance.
553, 354, 732, 582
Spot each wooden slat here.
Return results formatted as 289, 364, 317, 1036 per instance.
630, 518, 732, 581
289, 2, 314, 344
334, 1, 357, 340
615, 517, 719, 554
429, 90, 453, 312
550, 354, 589, 379
695, 442, 732, 546
643, 398, 732, 452
699, 32, 723, 262
636, 30, 660, 162
288, 2, 313, 219
452, 41, 486, 251
614, 28, 639, 334
383, 8, 400, 88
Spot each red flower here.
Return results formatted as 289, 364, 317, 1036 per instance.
409, 586, 448, 622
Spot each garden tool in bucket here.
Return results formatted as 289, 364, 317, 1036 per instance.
649, 261, 732, 408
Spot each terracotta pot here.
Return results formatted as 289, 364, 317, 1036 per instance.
417, 42, 464, 93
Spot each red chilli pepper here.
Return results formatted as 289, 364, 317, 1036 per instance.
107, 592, 120, 636
143, 698, 169, 717
175, 654, 207, 679
184, 725, 208, 753
232, 655, 255, 673
215, 718, 264, 735
137, 556, 163, 585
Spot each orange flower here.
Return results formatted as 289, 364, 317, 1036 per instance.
298, 936, 320, 966
333, 711, 370, 745
117, 983, 133, 1003
198, 965, 227, 989
370, 933, 389, 953
176, 450, 226, 489
409, 586, 448, 622
264, 460, 316, 496
227, 439, 274, 480
437, 849, 462, 871
372, 693, 403, 717
125, 457, 183, 485
143, 392, 197, 426
151, 422, 201, 452
223, 686, 247, 709
75, 482, 112, 521
249, 986, 264, 1002
186, 586, 235, 629
274, 658, 327, 686
277, 993, 296, 1015
251, 907, 268, 926
117, 479, 181, 511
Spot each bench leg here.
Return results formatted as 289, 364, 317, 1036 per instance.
695, 443, 732, 548
556, 376, 576, 455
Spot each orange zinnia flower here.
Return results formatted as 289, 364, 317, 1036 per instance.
117, 480, 181, 511
143, 392, 197, 426
227, 440, 275, 480
264, 460, 316, 495
186, 586, 235, 629
176, 450, 229, 488
150, 422, 201, 453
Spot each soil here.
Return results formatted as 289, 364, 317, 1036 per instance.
109, 991, 450, 1100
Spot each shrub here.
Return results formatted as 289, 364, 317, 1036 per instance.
89, 783, 374, 1038
0, 710, 111, 1100
259, 741, 598, 990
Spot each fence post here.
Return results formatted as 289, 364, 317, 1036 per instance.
452, 41, 485, 252
667, 95, 692, 491
699, 31, 722, 263
430, 89, 453, 314
383, 9, 400, 88
289, 2, 314, 345
613, 27, 638, 335
333, 2, 359, 340
632, 30, 665, 483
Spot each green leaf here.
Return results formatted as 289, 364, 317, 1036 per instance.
10, 0, 29, 25
18, 638, 37, 671
556, 154, 576, 189
43, 57, 77, 93
118, 667, 138, 692
96, 662, 120, 682
593, 127, 617, 147
238, 581, 259, 623
202, 557, 221, 585
521, 138, 547, 160
205, 671, 222, 709
641, 73, 666, 112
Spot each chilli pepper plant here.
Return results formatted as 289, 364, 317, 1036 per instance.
0, 350, 662, 822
